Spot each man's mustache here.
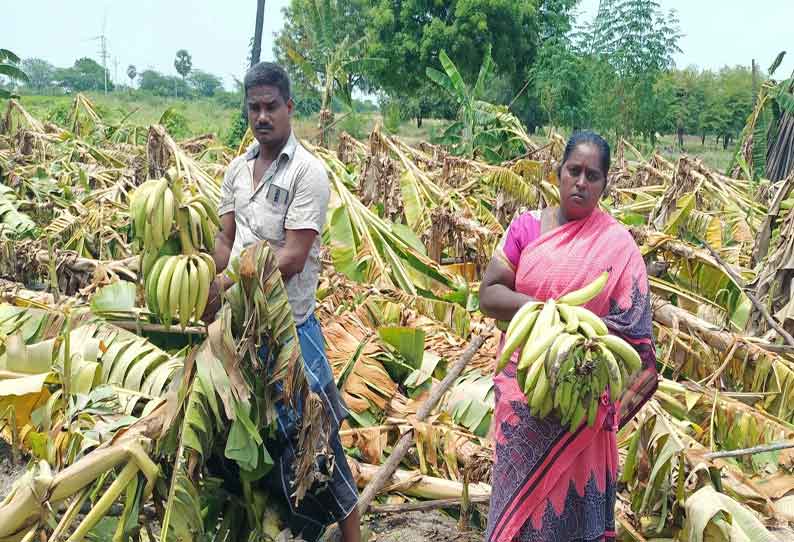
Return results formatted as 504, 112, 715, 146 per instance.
255, 124, 273, 131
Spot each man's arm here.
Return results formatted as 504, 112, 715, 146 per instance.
273, 229, 317, 281
213, 212, 236, 274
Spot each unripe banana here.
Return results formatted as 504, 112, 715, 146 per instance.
504, 301, 542, 339
530, 364, 550, 415
522, 357, 544, 396
187, 257, 201, 322
569, 402, 586, 432
145, 178, 168, 250
579, 321, 598, 339
169, 257, 188, 327
586, 390, 599, 428
557, 303, 579, 333
187, 205, 203, 250
557, 271, 609, 306
570, 305, 609, 335
140, 248, 159, 278
156, 255, 180, 325
161, 186, 175, 245
548, 334, 582, 390
526, 299, 556, 346
145, 255, 168, 315
518, 323, 564, 370
178, 258, 192, 330
540, 387, 554, 418
131, 181, 156, 241
193, 256, 212, 322
497, 306, 540, 373
543, 331, 570, 387
600, 334, 642, 374
176, 208, 195, 255
596, 343, 622, 402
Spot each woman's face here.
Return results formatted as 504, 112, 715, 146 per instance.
558, 143, 606, 221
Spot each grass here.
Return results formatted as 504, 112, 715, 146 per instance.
11, 92, 736, 172
16, 92, 241, 141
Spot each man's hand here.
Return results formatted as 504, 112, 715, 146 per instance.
201, 274, 233, 324
212, 213, 236, 273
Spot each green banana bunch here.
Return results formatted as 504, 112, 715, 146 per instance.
496, 271, 646, 433
130, 174, 219, 254
144, 253, 217, 329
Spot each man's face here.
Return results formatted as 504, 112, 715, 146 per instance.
246, 85, 293, 147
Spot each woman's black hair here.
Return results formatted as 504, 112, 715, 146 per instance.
561, 131, 611, 178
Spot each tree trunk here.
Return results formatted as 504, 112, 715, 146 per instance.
251, 0, 265, 67
241, 0, 266, 121
723, 134, 730, 150
417, 116, 423, 128
677, 126, 684, 149
701, 133, 706, 146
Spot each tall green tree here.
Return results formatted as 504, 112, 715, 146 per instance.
364, 0, 539, 125
127, 65, 137, 88
174, 50, 192, 80
55, 57, 112, 93
189, 70, 223, 97
275, 0, 380, 146
526, 0, 581, 129
576, 0, 681, 143
20, 58, 55, 94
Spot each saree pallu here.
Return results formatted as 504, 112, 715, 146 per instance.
486, 210, 657, 542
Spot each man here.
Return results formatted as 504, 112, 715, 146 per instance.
203, 62, 360, 542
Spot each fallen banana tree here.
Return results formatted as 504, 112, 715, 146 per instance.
0, 242, 328, 542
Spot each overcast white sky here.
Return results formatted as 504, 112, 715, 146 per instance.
5, 1, 794, 90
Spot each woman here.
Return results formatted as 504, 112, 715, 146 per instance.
480, 132, 658, 542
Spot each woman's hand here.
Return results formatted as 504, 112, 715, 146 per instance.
479, 256, 535, 322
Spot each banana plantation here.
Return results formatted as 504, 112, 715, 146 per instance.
1, 84, 794, 542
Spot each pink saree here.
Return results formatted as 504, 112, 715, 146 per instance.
485, 209, 657, 542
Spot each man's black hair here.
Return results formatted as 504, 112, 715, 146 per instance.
244, 62, 291, 102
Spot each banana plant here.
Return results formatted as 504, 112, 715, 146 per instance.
426, 45, 495, 158
0, 49, 29, 99
732, 51, 794, 181
279, 0, 384, 147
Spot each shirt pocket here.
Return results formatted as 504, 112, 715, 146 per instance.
252, 184, 289, 243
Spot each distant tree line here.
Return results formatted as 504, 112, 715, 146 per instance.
14, 50, 229, 100
272, 0, 756, 147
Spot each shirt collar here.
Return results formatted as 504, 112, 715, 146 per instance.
245, 130, 298, 162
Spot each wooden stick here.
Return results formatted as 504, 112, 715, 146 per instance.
356, 324, 493, 514
701, 241, 794, 347
703, 440, 794, 460
368, 495, 491, 515
112, 320, 207, 336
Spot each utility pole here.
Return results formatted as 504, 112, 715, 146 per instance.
752, 58, 759, 108
113, 56, 119, 88
240, 0, 266, 121
251, 0, 266, 67
91, 15, 109, 94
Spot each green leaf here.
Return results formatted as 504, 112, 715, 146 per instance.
378, 327, 425, 367
225, 417, 260, 472
663, 193, 696, 235
684, 485, 776, 542
90, 281, 137, 314
426, 66, 458, 100
768, 51, 786, 76
751, 105, 772, 180
473, 44, 494, 99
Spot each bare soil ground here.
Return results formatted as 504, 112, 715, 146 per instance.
0, 438, 26, 499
